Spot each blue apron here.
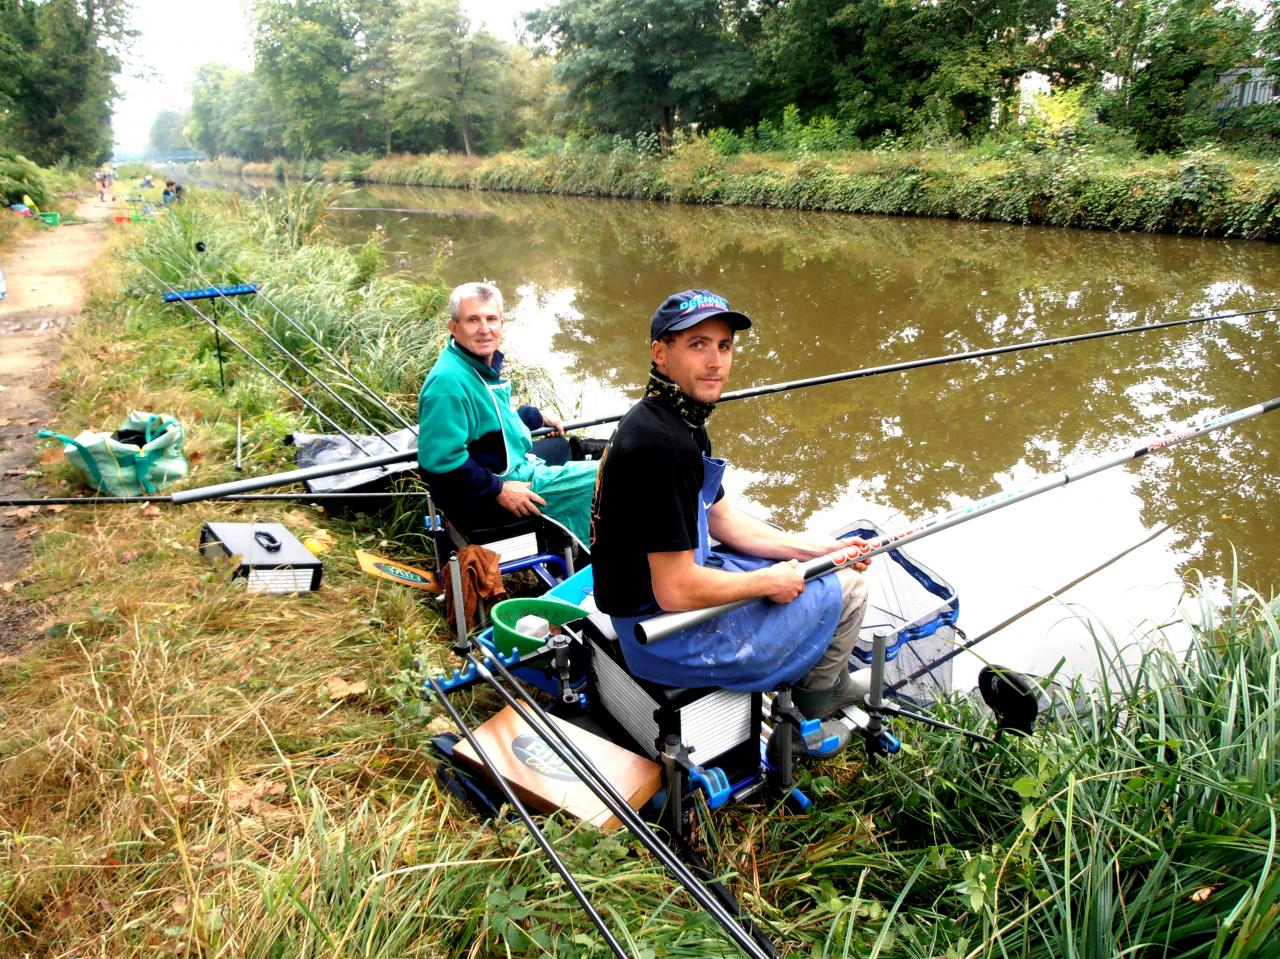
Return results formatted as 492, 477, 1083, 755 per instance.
609, 455, 842, 692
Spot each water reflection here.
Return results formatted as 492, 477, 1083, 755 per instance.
324, 182, 1279, 684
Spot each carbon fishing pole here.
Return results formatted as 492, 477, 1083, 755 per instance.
149, 254, 402, 455
886, 517, 1181, 695
462, 648, 781, 959
133, 259, 379, 457
0, 492, 431, 507
190, 242, 420, 435
638, 395, 1280, 644
168, 304, 1279, 503
427, 676, 634, 959
530, 304, 1279, 437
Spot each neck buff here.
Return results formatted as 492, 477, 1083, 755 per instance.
645, 366, 715, 429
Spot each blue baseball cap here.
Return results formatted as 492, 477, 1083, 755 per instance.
649, 289, 752, 342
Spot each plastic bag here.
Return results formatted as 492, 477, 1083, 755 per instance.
39, 411, 188, 495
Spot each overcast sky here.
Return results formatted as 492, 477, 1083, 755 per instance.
111, 0, 533, 155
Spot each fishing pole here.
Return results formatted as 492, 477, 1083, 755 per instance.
461, 648, 781, 959
191, 242, 420, 435
133, 259, 379, 457
886, 517, 1180, 695
529, 305, 1278, 437
149, 253, 402, 455
168, 304, 1278, 504
638, 396, 1280, 644
427, 676, 634, 959
0, 492, 431, 507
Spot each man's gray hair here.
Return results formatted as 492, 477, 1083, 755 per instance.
449, 281, 504, 322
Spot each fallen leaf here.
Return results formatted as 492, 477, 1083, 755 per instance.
0, 418, 10, 428
119, 549, 142, 564
187, 450, 202, 466
325, 677, 369, 701
172, 897, 188, 916
0, 581, 16, 593
226, 779, 256, 813
1190, 886, 1215, 903
281, 510, 318, 530
139, 503, 162, 518
39, 448, 61, 465
45, 504, 69, 513
3, 506, 40, 519
12, 526, 37, 541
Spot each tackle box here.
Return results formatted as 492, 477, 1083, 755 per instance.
199, 522, 322, 594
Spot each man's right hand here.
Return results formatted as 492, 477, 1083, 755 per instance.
761, 559, 806, 604
497, 480, 547, 518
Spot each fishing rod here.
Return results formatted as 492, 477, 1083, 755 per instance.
638, 396, 1280, 644
461, 648, 781, 959
190, 242, 420, 435
0, 492, 430, 507
427, 676, 634, 959
887, 517, 1180, 695
133, 259, 381, 457
167, 304, 1278, 503
148, 253, 402, 455
529, 304, 1278, 437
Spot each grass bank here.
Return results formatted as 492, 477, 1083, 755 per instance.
211, 140, 1280, 240
1, 190, 1277, 957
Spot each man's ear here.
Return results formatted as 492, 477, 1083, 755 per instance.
651, 338, 666, 373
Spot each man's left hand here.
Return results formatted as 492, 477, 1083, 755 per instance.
792, 536, 873, 571
541, 414, 565, 437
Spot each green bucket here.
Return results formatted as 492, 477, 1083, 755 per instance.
489, 597, 588, 655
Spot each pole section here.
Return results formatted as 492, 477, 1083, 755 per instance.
637, 396, 1280, 644
530, 305, 1277, 437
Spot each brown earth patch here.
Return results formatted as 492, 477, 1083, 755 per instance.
0, 198, 112, 652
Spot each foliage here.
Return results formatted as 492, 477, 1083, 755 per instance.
524, 0, 753, 150
147, 109, 191, 153
187, 63, 283, 161
391, 0, 504, 157
0, 0, 132, 165
0, 150, 52, 207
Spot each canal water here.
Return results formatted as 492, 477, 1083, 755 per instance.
319, 181, 1278, 690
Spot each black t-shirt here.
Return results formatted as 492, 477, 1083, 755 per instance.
590, 397, 724, 616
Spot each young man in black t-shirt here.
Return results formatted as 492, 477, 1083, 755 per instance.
590, 289, 873, 757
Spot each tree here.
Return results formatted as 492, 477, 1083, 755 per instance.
1107, 0, 1258, 151
253, 0, 362, 155
340, 0, 404, 154
187, 63, 282, 160
391, 0, 504, 156
0, 0, 132, 165
525, 0, 753, 150
148, 109, 190, 153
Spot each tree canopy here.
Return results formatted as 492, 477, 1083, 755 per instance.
177, 0, 1274, 160
0, 0, 131, 165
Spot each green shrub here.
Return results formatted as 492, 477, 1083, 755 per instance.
0, 151, 53, 208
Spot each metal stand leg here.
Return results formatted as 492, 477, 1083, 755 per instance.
448, 551, 467, 642
661, 735, 687, 838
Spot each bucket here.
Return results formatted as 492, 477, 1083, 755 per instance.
489, 597, 587, 655
38, 212, 60, 226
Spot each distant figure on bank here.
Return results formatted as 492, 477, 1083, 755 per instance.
417, 281, 599, 545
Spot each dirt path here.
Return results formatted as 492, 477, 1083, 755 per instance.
0, 199, 112, 651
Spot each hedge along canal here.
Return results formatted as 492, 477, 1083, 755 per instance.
223, 142, 1280, 240
214, 175, 1272, 692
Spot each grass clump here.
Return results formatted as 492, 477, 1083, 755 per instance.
1, 186, 1277, 956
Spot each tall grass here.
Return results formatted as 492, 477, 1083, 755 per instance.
216, 140, 1280, 239
0, 188, 1275, 956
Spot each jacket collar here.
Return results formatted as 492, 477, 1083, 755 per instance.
449, 338, 505, 379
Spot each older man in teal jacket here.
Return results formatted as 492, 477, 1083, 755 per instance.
417, 281, 598, 546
